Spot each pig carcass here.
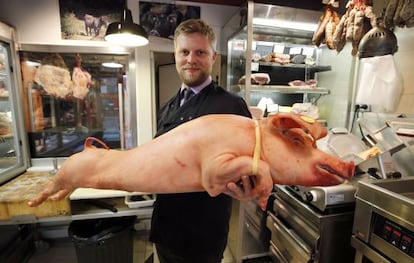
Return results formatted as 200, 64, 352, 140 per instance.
72, 67, 92, 99
28, 113, 354, 209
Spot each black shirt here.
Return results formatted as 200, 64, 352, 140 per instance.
149, 82, 251, 259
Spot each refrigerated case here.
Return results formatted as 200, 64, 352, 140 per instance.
0, 22, 30, 185
18, 45, 137, 158
225, 1, 331, 111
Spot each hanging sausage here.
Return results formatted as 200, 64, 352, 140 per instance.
384, 0, 414, 29
313, 0, 377, 56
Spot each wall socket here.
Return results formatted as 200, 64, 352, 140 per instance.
355, 104, 371, 112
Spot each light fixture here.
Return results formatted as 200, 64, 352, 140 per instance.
253, 18, 318, 32
25, 60, 41, 67
358, 25, 398, 58
102, 62, 123, 68
104, 7, 149, 47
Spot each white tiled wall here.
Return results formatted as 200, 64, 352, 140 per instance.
317, 44, 357, 129
393, 27, 414, 114
317, 26, 414, 130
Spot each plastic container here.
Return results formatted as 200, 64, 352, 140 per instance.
124, 193, 155, 208
68, 216, 135, 263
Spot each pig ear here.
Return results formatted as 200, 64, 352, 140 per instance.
283, 128, 316, 148
269, 113, 327, 141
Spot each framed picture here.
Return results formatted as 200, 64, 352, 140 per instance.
59, 0, 125, 41
139, 1, 200, 40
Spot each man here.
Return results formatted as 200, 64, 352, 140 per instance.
150, 19, 253, 262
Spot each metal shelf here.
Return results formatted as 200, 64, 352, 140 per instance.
258, 62, 332, 73
236, 85, 330, 95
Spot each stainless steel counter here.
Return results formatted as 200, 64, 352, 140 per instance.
352, 177, 414, 263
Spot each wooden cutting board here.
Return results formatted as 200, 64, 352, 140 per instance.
0, 172, 71, 221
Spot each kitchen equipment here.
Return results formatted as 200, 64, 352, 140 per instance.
286, 130, 368, 212
266, 185, 355, 263
290, 118, 411, 213
287, 131, 364, 212
288, 183, 357, 212
351, 177, 414, 263
358, 25, 398, 58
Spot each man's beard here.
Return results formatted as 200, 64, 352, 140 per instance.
180, 71, 208, 87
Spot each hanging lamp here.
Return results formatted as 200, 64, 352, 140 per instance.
358, 25, 398, 58
104, 7, 149, 47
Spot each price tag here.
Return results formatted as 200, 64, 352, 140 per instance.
251, 62, 259, 72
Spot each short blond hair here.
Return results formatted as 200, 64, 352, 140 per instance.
174, 19, 216, 51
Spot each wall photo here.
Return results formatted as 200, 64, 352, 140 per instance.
139, 1, 200, 41
59, 0, 125, 41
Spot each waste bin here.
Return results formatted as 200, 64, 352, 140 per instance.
68, 216, 135, 263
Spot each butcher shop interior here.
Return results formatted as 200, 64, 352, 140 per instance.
0, 0, 414, 262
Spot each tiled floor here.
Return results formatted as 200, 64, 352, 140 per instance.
27, 229, 154, 263
26, 204, 237, 263
27, 229, 234, 263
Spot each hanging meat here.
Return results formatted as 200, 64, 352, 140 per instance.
384, 0, 414, 29
312, 4, 340, 48
325, 11, 341, 49
333, 7, 351, 52
34, 53, 72, 98
72, 54, 92, 100
315, 0, 377, 56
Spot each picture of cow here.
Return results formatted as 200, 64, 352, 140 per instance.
139, 2, 200, 40
84, 14, 109, 37
59, 0, 124, 41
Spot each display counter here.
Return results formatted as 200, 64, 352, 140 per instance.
0, 165, 154, 226
0, 195, 153, 226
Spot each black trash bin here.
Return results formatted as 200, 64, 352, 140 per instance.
68, 216, 135, 263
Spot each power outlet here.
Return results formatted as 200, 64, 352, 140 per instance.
355, 104, 371, 112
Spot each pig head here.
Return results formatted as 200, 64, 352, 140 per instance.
258, 113, 355, 186
195, 113, 355, 210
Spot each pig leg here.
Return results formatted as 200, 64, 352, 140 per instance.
202, 155, 273, 210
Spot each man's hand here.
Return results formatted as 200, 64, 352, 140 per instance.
224, 175, 256, 202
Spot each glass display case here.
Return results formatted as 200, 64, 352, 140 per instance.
224, 2, 334, 262
0, 22, 30, 184
226, 1, 331, 109
19, 45, 137, 158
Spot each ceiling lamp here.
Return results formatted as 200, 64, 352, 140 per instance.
102, 62, 123, 68
104, 7, 149, 47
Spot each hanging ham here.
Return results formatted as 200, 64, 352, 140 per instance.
72, 54, 92, 100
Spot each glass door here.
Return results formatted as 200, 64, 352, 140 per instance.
0, 22, 30, 184
19, 45, 136, 158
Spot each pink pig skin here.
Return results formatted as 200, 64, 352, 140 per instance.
28, 113, 354, 210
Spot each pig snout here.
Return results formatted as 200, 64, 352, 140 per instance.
265, 141, 355, 187
285, 151, 354, 186
314, 156, 355, 186
265, 113, 355, 187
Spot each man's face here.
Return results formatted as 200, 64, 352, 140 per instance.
174, 32, 217, 87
